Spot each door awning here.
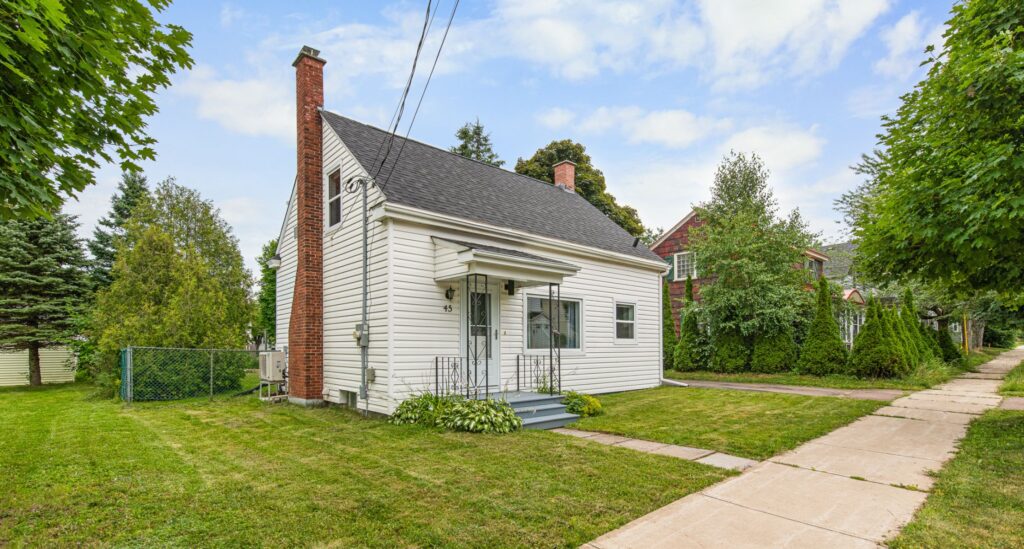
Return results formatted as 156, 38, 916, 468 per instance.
432, 237, 580, 287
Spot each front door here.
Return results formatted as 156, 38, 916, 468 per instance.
465, 284, 500, 391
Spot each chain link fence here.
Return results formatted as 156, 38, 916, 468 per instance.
119, 347, 260, 403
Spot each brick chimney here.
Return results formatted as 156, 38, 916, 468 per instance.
553, 160, 576, 192
288, 46, 326, 406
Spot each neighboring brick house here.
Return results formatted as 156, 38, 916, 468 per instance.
650, 211, 829, 329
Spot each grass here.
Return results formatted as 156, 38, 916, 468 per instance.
665, 348, 1011, 391
889, 410, 1024, 548
0, 384, 732, 548
571, 386, 884, 460
1001, 359, 1024, 397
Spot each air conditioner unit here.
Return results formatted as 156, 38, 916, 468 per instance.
259, 351, 286, 382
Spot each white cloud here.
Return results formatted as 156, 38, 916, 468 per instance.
874, 11, 945, 79
176, 65, 294, 140
536, 107, 576, 130
220, 4, 245, 28
719, 124, 824, 171
577, 106, 731, 149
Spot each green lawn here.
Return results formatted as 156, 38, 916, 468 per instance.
0, 384, 731, 548
1001, 359, 1024, 397
665, 347, 1009, 391
572, 386, 884, 460
890, 410, 1024, 548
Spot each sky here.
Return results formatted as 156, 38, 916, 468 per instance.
66, 0, 953, 275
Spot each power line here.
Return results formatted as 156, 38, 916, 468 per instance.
378, 0, 460, 192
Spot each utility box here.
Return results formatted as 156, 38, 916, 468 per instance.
259, 351, 286, 382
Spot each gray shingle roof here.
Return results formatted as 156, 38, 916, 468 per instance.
322, 111, 662, 263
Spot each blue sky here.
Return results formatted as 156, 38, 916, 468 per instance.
67, 0, 953, 274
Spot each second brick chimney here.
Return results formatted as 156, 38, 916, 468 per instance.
553, 160, 576, 192
288, 46, 326, 406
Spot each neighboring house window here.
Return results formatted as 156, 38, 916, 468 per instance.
527, 296, 581, 349
674, 252, 697, 281
805, 258, 824, 279
327, 169, 342, 227
615, 303, 635, 340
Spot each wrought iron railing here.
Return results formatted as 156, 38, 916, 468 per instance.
434, 355, 490, 399
516, 354, 560, 395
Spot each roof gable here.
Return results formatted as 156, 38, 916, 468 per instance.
321, 111, 661, 262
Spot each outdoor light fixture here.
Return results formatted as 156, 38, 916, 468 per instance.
445, 286, 455, 300
267, 254, 282, 270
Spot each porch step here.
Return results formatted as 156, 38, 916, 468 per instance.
514, 402, 572, 419
521, 412, 579, 430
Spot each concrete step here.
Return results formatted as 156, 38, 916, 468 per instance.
522, 412, 579, 430
513, 402, 571, 419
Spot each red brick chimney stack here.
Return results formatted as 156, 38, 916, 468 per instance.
553, 160, 576, 192
288, 46, 326, 406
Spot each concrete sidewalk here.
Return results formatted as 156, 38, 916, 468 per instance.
588, 347, 1024, 549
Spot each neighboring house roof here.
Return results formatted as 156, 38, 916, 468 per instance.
322, 111, 661, 262
435, 238, 579, 269
822, 241, 856, 280
843, 288, 865, 304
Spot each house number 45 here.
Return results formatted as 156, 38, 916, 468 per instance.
443, 304, 453, 312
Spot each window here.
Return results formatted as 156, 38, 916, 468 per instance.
674, 252, 696, 281
805, 258, 824, 279
327, 169, 342, 227
527, 297, 580, 349
615, 303, 635, 340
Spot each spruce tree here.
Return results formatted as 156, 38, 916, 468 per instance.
673, 275, 701, 371
450, 119, 504, 167
751, 325, 798, 373
935, 325, 963, 363
254, 239, 278, 348
796, 277, 848, 375
893, 305, 919, 368
88, 172, 149, 290
900, 290, 928, 361
662, 281, 677, 369
849, 298, 906, 378
0, 215, 89, 385
881, 306, 910, 372
920, 321, 943, 359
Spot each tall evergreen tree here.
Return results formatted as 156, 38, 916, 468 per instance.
88, 172, 149, 290
515, 140, 646, 236
674, 275, 701, 371
796, 277, 848, 375
849, 298, 907, 378
254, 239, 278, 348
450, 119, 504, 167
0, 215, 88, 385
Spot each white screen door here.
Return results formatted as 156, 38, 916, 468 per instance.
466, 286, 500, 390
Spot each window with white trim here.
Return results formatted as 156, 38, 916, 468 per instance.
674, 251, 696, 281
527, 296, 581, 349
327, 169, 342, 227
615, 303, 635, 340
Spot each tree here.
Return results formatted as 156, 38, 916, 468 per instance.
849, 298, 907, 378
87, 172, 150, 290
711, 330, 749, 372
515, 140, 646, 236
450, 119, 504, 167
0, 215, 88, 384
689, 152, 813, 339
0, 0, 193, 218
674, 276, 701, 371
751, 326, 798, 373
852, 0, 1024, 293
640, 226, 664, 247
934, 324, 963, 363
796, 277, 848, 375
662, 281, 677, 369
254, 239, 278, 348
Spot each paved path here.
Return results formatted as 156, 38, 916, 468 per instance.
553, 428, 759, 471
587, 347, 1024, 549
665, 378, 905, 401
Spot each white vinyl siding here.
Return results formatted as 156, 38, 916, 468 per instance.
275, 185, 298, 351
673, 251, 696, 281
0, 347, 76, 387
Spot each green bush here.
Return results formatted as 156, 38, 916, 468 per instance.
750, 327, 798, 373
662, 281, 677, 370
881, 307, 911, 373
563, 391, 603, 417
674, 309, 701, 371
710, 330, 749, 372
849, 298, 909, 378
900, 290, 929, 361
391, 394, 522, 434
796, 277, 848, 375
985, 325, 1016, 348
935, 326, 964, 363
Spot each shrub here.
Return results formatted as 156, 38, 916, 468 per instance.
881, 307, 911, 373
437, 398, 522, 433
673, 277, 701, 371
710, 330, 749, 372
893, 307, 920, 368
563, 391, 603, 417
920, 321, 943, 359
901, 290, 930, 360
750, 327, 798, 373
662, 281, 677, 370
390, 393, 456, 426
797, 277, 848, 375
935, 326, 963, 363
985, 325, 1016, 348
849, 298, 908, 378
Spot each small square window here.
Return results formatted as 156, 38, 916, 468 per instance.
327, 170, 342, 226
674, 252, 696, 281
615, 303, 635, 340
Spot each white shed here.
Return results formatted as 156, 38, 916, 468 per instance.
0, 347, 77, 387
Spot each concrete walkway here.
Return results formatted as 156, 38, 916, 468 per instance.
553, 428, 759, 471
587, 347, 1024, 549
665, 378, 904, 401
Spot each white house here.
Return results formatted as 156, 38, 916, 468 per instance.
273, 47, 666, 423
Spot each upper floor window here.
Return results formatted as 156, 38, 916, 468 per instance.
328, 169, 342, 227
674, 252, 697, 281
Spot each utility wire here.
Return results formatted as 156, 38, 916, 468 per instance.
378, 0, 460, 192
